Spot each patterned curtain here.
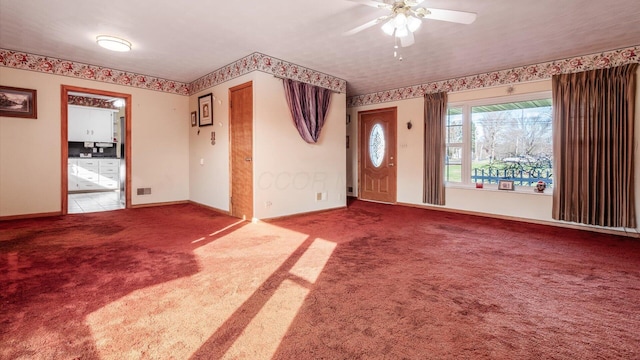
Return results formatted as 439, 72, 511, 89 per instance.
552, 63, 637, 228
423, 92, 448, 205
283, 79, 332, 144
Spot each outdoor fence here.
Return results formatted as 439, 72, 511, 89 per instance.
472, 168, 553, 187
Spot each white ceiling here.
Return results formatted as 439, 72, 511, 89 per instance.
1, 0, 639, 96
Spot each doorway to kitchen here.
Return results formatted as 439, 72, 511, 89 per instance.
61, 85, 132, 215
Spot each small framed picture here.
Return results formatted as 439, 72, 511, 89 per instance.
0, 85, 37, 119
190, 111, 197, 127
498, 180, 515, 191
198, 93, 213, 127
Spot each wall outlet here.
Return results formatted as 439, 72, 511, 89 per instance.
265, 201, 272, 208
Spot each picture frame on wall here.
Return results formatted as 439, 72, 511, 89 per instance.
0, 85, 38, 119
198, 93, 213, 127
498, 179, 515, 191
190, 111, 197, 127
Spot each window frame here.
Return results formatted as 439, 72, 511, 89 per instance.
445, 91, 553, 189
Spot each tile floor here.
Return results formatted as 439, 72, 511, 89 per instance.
68, 191, 125, 214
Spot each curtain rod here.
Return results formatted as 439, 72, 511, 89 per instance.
273, 75, 341, 94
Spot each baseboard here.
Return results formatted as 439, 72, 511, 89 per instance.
188, 201, 230, 216
130, 200, 190, 209
396, 201, 640, 238
260, 205, 347, 222
0, 211, 62, 221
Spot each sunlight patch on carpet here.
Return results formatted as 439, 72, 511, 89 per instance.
85, 222, 309, 359
289, 238, 337, 284
222, 279, 310, 359
222, 237, 336, 358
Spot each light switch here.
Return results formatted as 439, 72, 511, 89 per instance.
200, 158, 204, 165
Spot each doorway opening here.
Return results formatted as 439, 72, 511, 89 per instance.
61, 85, 132, 214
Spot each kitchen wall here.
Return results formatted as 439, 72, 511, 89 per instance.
189, 71, 346, 219
0, 67, 189, 217
347, 72, 640, 233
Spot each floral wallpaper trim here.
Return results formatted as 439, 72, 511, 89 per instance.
189, 52, 347, 94
347, 45, 640, 108
68, 95, 118, 109
0, 48, 190, 96
0, 49, 346, 96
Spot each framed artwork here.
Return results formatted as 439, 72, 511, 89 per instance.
0, 86, 37, 119
498, 180, 515, 191
198, 93, 213, 127
190, 111, 197, 127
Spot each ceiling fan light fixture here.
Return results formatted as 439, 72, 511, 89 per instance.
394, 13, 408, 27
395, 25, 409, 38
407, 15, 422, 32
96, 35, 131, 52
381, 20, 396, 36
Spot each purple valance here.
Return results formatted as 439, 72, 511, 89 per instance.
283, 79, 332, 144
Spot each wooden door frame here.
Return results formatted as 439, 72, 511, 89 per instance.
228, 81, 253, 219
60, 85, 132, 214
357, 106, 397, 202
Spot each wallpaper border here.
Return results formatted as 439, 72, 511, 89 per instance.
347, 45, 640, 108
188, 52, 347, 94
1, 46, 636, 101
0, 49, 346, 96
0, 48, 190, 95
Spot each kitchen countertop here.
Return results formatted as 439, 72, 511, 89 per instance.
68, 156, 121, 159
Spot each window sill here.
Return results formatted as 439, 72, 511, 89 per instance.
445, 183, 553, 196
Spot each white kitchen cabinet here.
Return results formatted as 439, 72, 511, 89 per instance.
68, 158, 120, 192
75, 159, 100, 191
98, 161, 120, 189
68, 159, 78, 191
68, 106, 115, 142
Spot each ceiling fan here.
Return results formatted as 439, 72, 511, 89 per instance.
345, 0, 477, 47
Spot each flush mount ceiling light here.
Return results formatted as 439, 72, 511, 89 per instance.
96, 35, 131, 52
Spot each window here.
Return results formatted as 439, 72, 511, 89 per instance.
445, 93, 553, 188
369, 123, 385, 167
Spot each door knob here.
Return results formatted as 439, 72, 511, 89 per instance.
389, 163, 395, 167
245, 157, 252, 162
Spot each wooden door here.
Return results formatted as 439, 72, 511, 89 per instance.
229, 82, 253, 220
359, 107, 397, 203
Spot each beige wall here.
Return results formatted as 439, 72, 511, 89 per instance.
189, 71, 346, 219
348, 75, 640, 233
253, 72, 346, 219
189, 73, 255, 211
0, 67, 190, 217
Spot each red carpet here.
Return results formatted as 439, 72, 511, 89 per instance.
1, 201, 639, 359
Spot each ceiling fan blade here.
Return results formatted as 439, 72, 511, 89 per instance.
405, 0, 425, 6
400, 31, 415, 47
422, 8, 477, 24
343, 16, 388, 36
346, 0, 393, 10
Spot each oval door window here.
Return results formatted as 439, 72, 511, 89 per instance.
369, 123, 385, 167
